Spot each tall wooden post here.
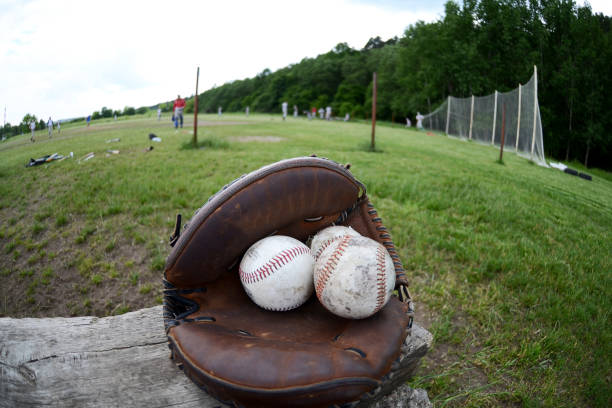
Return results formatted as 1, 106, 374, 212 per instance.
491, 90, 498, 145
371, 72, 377, 150
193, 66, 200, 146
515, 84, 522, 152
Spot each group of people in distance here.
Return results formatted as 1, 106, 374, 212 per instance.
29, 117, 60, 142
167, 95, 427, 131
408, 112, 425, 129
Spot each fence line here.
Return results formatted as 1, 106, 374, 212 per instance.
421, 66, 546, 166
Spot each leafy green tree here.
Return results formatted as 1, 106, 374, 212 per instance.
101, 107, 113, 118
21, 114, 37, 128
184, 99, 194, 113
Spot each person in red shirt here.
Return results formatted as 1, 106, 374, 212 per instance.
173, 95, 186, 128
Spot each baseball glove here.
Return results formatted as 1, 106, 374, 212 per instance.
163, 156, 414, 407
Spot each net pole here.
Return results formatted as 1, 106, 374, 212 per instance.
445, 96, 451, 135
491, 90, 498, 145
499, 103, 506, 162
469, 95, 474, 140
193, 66, 200, 146
428, 97, 432, 129
531, 65, 538, 159
371, 72, 377, 150
516, 84, 522, 152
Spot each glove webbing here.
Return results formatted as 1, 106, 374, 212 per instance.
163, 279, 214, 332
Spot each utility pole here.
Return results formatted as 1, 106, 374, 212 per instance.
193, 67, 200, 146
371, 72, 377, 150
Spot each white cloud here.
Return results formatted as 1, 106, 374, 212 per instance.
579, 0, 612, 15
2, 0, 609, 125
0, 0, 439, 125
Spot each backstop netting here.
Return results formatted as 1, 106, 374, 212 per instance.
422, 67, 546, 166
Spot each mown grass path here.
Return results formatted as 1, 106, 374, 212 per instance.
1, 113, 610, 407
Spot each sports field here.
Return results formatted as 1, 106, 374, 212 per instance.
0, 113, 610, 407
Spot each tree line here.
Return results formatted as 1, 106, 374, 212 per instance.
188, 0, 611, 169
1, 106, 150, 137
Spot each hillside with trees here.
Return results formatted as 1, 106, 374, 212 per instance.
191, 0, 611, 169
2, 0, 609, 169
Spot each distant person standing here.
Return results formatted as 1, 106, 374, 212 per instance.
173, 95, 185, 128
416, 112, 424, 130
246, 106, 250, 116
218, 106, 222, 116
318, 108, 324, 119
282, 101, 288, 120
325, 106, 332, 120
30, 121, 36, 142
157, 107, 162, 121
86, 115, 91, 127
344, 113, 350, 122
293, 105, 298, 118
47, 117, 53, 138
114, 113, 117, 121
406, 117, 412, 127
57, 120, 61, 134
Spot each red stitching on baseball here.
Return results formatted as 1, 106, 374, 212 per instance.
374, 246, 387, 312
240, 246, 311, 284
314, 236, 344, 261
315, 235, 350, 296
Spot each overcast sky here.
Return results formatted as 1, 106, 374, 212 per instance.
1, 0, 609, 125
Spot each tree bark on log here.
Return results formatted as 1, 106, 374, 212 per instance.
0, 306, 432, 408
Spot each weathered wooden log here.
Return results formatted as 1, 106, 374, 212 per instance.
0, 307, 431, 407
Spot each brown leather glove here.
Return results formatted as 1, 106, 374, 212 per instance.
163, 156, 414, 408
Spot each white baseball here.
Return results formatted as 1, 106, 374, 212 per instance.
239, 235, 314, 311
314, 235, 395, 319
310, 225, 361, 261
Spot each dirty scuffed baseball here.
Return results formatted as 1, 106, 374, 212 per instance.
310, 225, 361, 261
314, 235, 395, 319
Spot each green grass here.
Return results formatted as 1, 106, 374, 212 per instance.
0, 113, 610, 407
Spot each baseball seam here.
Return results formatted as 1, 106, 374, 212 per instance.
314, 236, 343, 261
260, 302, 305, 312
315, 235, 351, 296
374, 246, 387, 313
239, 246, 311, 284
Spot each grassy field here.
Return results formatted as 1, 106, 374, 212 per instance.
0, 113, 610, 407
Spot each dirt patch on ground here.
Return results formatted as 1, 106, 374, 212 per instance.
229, 136, 285, 143
0, 203, 165, 318
414, 302, 513, 406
